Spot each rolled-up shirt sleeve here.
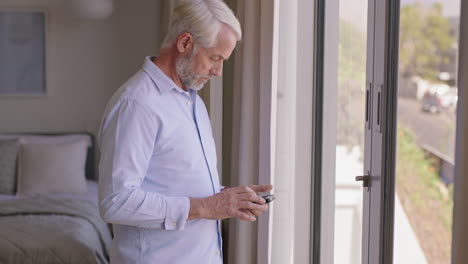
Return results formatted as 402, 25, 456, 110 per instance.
98, 98, 190, 230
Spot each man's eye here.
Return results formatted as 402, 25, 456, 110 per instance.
211, 56, 220, 62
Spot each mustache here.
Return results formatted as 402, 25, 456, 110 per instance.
196, 74, 211, 79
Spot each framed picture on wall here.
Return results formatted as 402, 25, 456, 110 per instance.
0, 11, 46, 95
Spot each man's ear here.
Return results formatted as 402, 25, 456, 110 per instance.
176, 33, 194, 55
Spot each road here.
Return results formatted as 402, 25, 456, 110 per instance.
397, 97, 456, 160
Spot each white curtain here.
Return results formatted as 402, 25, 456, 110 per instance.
270, 0, 315, 263
226, 0, 276, 263
159, 0, 180, 38
227, 0, 314, 263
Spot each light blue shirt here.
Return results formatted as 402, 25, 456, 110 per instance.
98, 57, 223, 264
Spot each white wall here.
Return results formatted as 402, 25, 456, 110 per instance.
0, 0, 161, 137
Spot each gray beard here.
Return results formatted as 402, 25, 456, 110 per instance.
175, 53, 207, 91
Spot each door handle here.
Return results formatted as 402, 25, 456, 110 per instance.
355, 174, 370, 188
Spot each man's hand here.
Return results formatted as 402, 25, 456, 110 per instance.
188, 185, 273, 221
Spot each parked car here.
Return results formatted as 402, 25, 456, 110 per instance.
421, 85, 457, 114
422, 92, 442, 113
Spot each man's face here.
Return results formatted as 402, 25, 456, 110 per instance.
176, 25, 237, 91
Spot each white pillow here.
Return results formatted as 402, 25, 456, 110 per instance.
17, 139, 88, 196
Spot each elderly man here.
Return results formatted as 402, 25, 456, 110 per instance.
97, 0, 272, 263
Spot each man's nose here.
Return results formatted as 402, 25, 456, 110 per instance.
211, 63, 223, 76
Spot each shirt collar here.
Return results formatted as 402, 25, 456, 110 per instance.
142, 56, 188, 94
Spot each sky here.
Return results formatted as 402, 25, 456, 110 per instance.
400, 0, 461, 17
339, 0, 461, 33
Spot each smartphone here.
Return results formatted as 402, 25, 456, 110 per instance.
261, 194, 275, 204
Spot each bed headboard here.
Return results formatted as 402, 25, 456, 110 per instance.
0, 132, 96, 180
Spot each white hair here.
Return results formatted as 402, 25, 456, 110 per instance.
161, 0, 242, 50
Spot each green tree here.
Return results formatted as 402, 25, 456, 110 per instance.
399, 2, 455, 81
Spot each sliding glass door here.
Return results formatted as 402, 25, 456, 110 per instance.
393, 1, 461, 263
316, 0, 462, 263
316, 0, 400, 263
321, 0, 369, 263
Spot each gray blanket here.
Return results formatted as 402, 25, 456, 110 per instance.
0, 197, 112, 264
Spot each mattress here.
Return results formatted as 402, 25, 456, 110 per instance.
0, 181, 111, 264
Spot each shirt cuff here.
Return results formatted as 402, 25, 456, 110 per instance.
164, 196, 190, 230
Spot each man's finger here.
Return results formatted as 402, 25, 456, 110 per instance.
249, 209, 263, 217
240, 208, 255, 216
248, 184, 273, 193
236, 210, 256, 221
239, 201, 268, 211
238, 193, 265, 204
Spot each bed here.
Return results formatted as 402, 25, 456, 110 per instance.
0, 133, 112, 264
